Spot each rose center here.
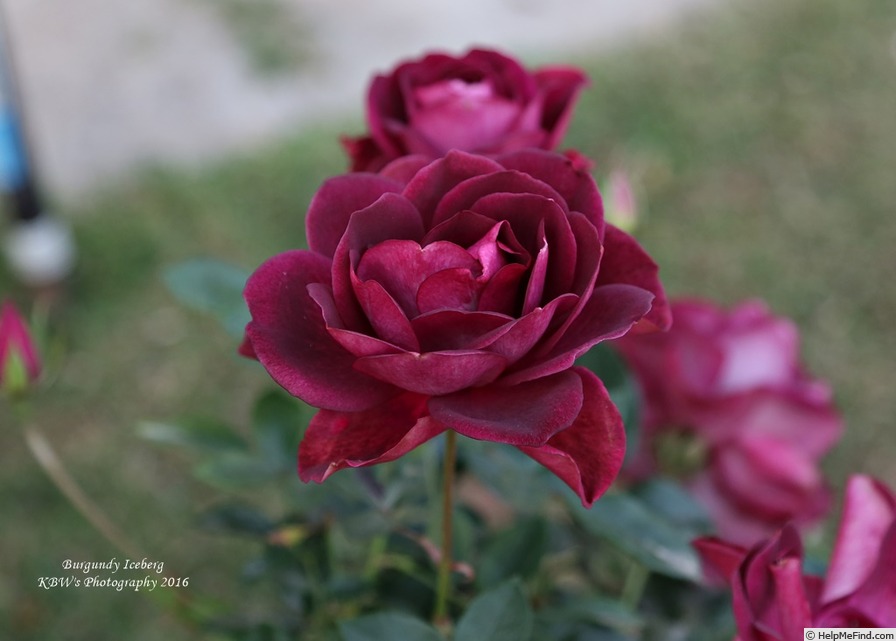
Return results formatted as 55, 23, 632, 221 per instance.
354, 222, 529, 320
653, 428, 710, 480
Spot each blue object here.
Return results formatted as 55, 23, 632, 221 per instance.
0, 108, 27, 190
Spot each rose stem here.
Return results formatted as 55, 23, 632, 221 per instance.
23, 424, 199, 620
433, 429, 458, 623
23, 425, 143, 560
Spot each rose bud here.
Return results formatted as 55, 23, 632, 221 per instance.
343, 48, 588, 172
0, 300, 42, 397
242, 149, 670, 506
601, 170, 639, 234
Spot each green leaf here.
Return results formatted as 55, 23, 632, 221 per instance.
546, 596, 645, 636
163, 258, 251, 338
569, 493, 702, 581
632, 477, 712, 534
194, 451, 278, 490
478, 516, 549, 588
137, 417, 248, 452
339, 612, 443, 641
252, 389, 308, 470
454, 578, 533, 641
199, 503, 274, 536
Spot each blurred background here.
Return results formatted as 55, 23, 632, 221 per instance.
1, 0, 894, 638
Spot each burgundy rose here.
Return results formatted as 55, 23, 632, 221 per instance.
0, 300, 41, 396
242, 149, 670, 506
342, 48, 588, 172
695, 474, 896, 639
614, 299, 842, 544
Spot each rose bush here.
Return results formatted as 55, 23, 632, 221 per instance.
695, 474, 896, 639
241, 149, 670, 506
614, 298, 842, 544
0, 300, 41, 395
342, 48, 588, 172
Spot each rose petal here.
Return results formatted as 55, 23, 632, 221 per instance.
770, 557, 814, 638
306, 174, 403, 257
237, 329, 256, 359
431, 170, 566, 229
339, 277, 420, 352
410, 80, 522, 153
534, 66, 589, 149
523, 225, 549, 314
516, 210, 602, 361
428, 369, 583, 446
403, 150, 504, 228
839, 523, 896, 626
716, 300, 800, 394
470, 192, 577, 298
517, 367, 625, 506
332, 193, 425, 329
596, 225, 671, 332
694, 389, 843, 458
424, 210, 528, 262
244, 251, 397, 411
471, 302, 562, 364
711, 435, 826, 521
693, 536, 749, 586
822, 475, 896, 604
298, 393, 444, 482
688, 474, 790, 547
379, 155, 433, 185
496, 149, 604, 231
411, 309, 511, 352
365, 73, 405, 159
355, 239, 479, 317
506, 284, 655, 385
355, 350, 507, 396
0, 301, 41, 381
479, 263, 529, 314
341, 134, 388, 173
738, 525, 804, 637
309, 282, 412, 356
416, 268, 482, 314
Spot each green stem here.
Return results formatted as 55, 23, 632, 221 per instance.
433, 430, 457, 624
24, 425, 143, 559
23, 424, 201, 626
621, 559, 650, 609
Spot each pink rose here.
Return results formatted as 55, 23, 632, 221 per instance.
695, 474, 896, 639
342, 48, 588, 172
614, 299, 842, 544
0, 300, 41, 395
242, 149, 670, 506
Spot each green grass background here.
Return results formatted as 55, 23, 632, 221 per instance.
2, 0, 894, 638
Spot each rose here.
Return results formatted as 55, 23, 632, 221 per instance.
241, 149, 670, 506
342, 48, 588, 172
695, 474, 896, 639
614, 299, 842, 544
0, 300, 41, 396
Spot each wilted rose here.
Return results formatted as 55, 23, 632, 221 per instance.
242, 149, 670, 506
695, 474, 896, 639
342, 48, 588, 172
614, 298, 842, 544
0, 300, 41, 396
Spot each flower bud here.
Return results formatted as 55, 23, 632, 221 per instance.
602, 170, 639, 233
0, 300, 41, 397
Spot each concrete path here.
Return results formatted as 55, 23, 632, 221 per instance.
3, 0, 727, 199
